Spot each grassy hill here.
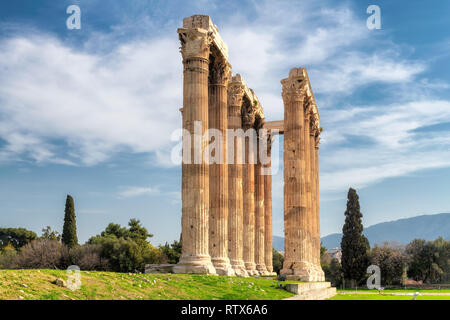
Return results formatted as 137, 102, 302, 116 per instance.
0, 269, 295, 300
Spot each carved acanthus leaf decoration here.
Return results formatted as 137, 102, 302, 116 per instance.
241, 98, 256, 129
281, 78, 307, 103
209, 59, 231, 85
228, 84, 244, 107
178, 29, 212, 60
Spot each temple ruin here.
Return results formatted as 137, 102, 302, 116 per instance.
173, 14, 325, 282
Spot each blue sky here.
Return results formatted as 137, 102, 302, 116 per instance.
0, 0, 449, 246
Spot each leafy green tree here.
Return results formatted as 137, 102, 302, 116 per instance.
101, 223, 128, 239
272, 248, 284, 274
370, 244, 407, 285
320, 244, 331, 266
62, 195, 78, 248
406, 237, 450, 284
0, 228, 37, 250
127, 219, 153, 241
89, 219, 161, 272
340, 188, 370, 287
430, 237, 450, 283
41, 226, 61, 241
159, 240, 182, 264
324, 258, 344, 287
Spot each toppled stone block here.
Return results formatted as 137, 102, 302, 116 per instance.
53, 278, 67, 287
145, 264, 175, 274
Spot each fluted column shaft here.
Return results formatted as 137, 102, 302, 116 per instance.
309, 129, 316, 269
255, 135, 267, 274
243, 127, 258, 275
174, 28, 216, 274
227, 85, 248, 277
281, 94, 307, 276
304, 111, 313, 270
264, 138, 273, 273
208, 59, 234, 276
280, 70, 315, 281
314, 135, 324, 280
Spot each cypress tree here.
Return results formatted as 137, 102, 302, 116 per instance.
340, 188, 370, 287
62, 194, 78, 248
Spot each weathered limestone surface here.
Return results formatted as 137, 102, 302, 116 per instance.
314, 134, 325, 281
145, 264, 175, 274
254, 132, 268, 275
242, 94, 258, 276
227, 76, 247, 277
283, 282, 336, 300
264, 136, 275, 274
174, 19, 216, 275
304, 107, 313, 274
280, 68, 318, 281
208, 53, 234, 276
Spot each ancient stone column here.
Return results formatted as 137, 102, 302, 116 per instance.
308, 118, 316, 279
227, 78, 248, 277
264, 135, 274, 274
280, 68, 314, 281
174, 26, 216, 275
242, 98, 258, 276
303, 105, 314, 277
208, 54, 234, 276
314, 132, 325, 281
255, 130, 268, 275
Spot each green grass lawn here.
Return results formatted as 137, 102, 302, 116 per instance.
330, 293, 450, 300
0, 269, 295, 300
338, 288, 450, 293
329, 290, 450, 300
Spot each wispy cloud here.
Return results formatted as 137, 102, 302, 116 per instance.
116, 186, 160, 199
320, 100, 450, 192
0, 34, 182, 166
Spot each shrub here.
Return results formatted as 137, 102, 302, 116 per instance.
69, 244, 109, 271
15, 239, 69, 269
324, 258, 344, 287
370, 244, 407, 285
159, 240, 182, 264
90, 236, 164, 272
272, 248, 284, 274
88, 219, 163, 272
0, 243, 18, 269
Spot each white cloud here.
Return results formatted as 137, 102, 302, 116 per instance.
320, 100, 450, 192
117, 186, 160, 199
0, 34, 182, 166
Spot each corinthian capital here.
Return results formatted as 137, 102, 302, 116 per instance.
209, 58, 231, 86
241, 98, 256, 129
281, 77, 307, 104
228, 83, 244, 107
178, 28, 212, 60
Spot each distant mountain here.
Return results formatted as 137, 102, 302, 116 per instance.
273, 213, 450, 251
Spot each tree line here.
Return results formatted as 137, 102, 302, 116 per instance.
0, 195, 181, 272
321, 188, 450, 287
